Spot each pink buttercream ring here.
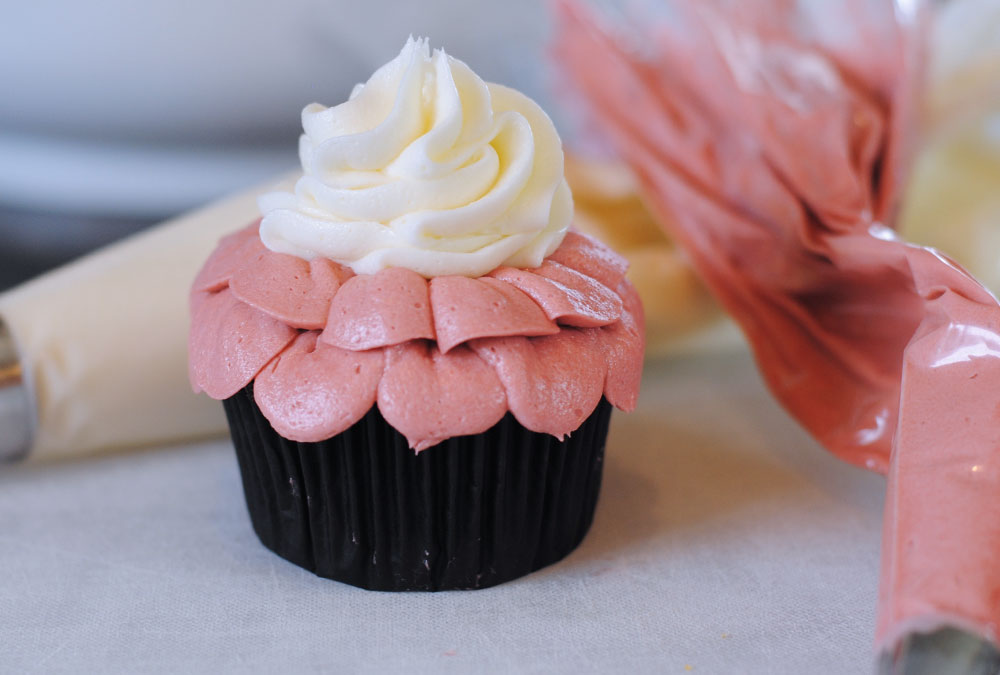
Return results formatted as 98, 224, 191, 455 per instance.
189, 222, 645, 451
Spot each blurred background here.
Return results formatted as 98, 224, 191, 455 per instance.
1, 0, 998, 300
0, 0, 556, 289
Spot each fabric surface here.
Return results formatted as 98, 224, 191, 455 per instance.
0, 349, 884, 674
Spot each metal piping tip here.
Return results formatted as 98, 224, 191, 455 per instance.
879, 627, 1000, 675
0, 315, 33, 462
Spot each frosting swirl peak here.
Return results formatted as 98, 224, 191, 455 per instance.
258, 37, 572, 278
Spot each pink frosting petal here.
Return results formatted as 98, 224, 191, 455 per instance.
254, 332, 384, 443
489, 260, 623, 328
231, 248, 353, 330
469, 330, 607, 438
191, 221, 262, 293
189, 288, 211, 318
321, 267, 436, 351
189, 224, 645, 445
378, 341, 508, 451
600, 279, 646, 412
546, 230, 630, 290
429, 276, 560, 353
188, 288, 298, 399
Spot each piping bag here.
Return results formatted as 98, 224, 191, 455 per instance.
0, 176, 295, 463
554, 0, 1000, 670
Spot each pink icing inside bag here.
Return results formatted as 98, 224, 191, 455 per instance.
554, 0, 1000, 654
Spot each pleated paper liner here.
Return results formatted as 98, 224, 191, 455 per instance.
223, 384, 613, 591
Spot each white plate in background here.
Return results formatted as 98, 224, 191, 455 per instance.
0, 0, 551, 218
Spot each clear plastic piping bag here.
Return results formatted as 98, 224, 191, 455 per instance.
553, 0, 1000, 663
0, 176, 295, 463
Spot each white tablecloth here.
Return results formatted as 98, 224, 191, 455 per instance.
0, 349, 885, 674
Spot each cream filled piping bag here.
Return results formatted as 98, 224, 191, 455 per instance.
0, 175, 294, 463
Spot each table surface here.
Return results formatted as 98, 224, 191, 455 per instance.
0, 349, 886, 674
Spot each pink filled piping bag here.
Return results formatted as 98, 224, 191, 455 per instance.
554, 0, 1000, 666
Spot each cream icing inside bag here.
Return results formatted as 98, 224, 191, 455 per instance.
0, 178, 295, 462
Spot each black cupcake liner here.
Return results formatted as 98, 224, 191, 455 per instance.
222, 384, 612, 592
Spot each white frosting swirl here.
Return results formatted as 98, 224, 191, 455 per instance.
258, 37, 572, 278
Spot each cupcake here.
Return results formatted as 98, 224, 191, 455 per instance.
188, 37, 644, 591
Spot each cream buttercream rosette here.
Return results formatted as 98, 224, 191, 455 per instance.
258, 37, 572, 278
